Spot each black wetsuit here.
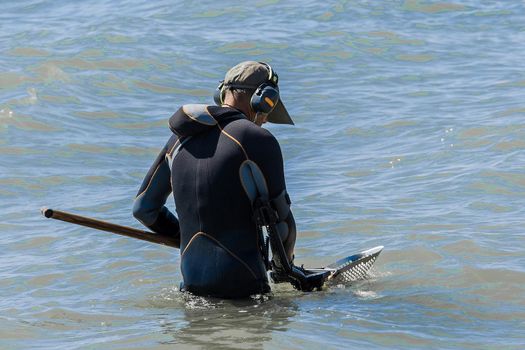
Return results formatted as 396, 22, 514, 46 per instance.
133, 104, 296, 298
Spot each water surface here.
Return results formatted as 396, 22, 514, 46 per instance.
1, 1, 525, 349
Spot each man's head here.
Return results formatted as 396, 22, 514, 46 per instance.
214, 61, 294, 126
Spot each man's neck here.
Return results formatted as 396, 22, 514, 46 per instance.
221, 97, 254, 122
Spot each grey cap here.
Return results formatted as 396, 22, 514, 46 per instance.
223, 61, 294, 125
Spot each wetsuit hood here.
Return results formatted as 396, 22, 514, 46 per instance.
169, 104, 243, 137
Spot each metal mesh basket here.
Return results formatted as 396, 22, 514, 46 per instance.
298, 246, 383, 286
329, 253, 379, 283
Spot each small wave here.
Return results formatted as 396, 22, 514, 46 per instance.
32, 307, 132, 326
32, 63, 71, 83
353, 290, 380, 300
0, 109, 59, 132
13, 236, 59, 250
395, 54, 435, 63
402, 0, 466, 13
133, 80, 208, 96
8, 47, 49, 57
149, 285, 223, 310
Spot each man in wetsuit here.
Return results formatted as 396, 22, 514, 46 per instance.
133, 61, 296, 298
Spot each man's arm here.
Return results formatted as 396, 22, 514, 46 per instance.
133, 135, 180, 246
271, 191, 297, 261
248, 129, 296, 261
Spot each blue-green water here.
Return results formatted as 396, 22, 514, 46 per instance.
1, 1, 525, 349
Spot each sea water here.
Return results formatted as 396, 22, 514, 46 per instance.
1, 1, 524, 349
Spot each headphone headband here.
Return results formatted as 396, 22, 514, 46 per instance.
259, 62, 278, 86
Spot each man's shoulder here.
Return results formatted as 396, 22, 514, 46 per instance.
223, 121, 282, 161
226, 118, 277, 142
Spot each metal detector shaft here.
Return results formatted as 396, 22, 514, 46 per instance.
41, 207, 180, 248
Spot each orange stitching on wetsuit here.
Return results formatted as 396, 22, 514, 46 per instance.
167, 139, 181, 157
218, 127, 249, 160
181, 232, 258, 279
136, 137, 182, 200
135, 161, 163, 199
205, 108, 249, 160
181, 232, 204, 257
201, 233, 258, 279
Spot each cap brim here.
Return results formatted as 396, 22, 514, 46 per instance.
267, 99, 294, 125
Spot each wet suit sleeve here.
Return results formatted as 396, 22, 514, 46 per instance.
133, 134, 180, 247
248, 130, 297, 260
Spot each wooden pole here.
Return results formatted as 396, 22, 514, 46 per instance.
41, 207, 180, 248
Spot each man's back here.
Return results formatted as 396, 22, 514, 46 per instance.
169, 105, 285, 297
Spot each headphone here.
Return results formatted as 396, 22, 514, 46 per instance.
213, 62, 280, 114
